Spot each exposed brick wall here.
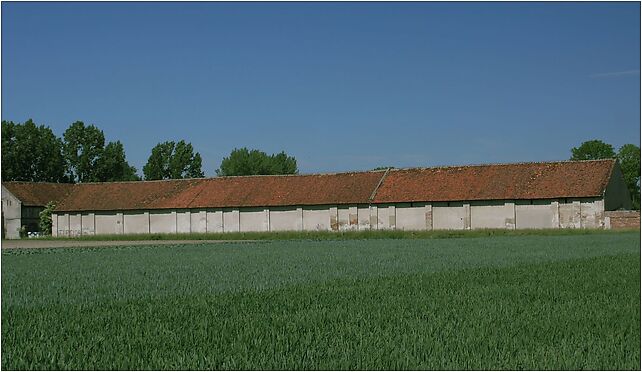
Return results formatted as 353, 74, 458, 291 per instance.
605, 211, 640, 229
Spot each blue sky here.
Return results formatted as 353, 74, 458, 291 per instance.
2, 2, 640, 176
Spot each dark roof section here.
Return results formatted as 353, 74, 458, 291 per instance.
54, 178, 205, 212
54, 171, 388, 212
372, 159, 616, 203
2, 182, 76, 207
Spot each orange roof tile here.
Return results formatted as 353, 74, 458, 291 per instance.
54, 171, 387, 212
189, 172, 386, 208
43, 159, 617, 212
54, 178, 204, 212
372, 159, 616, 203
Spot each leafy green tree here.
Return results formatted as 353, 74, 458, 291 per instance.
63, 121, 139, 182
39, 201, 57, 235
269, 151, 298, 175
170, 141, 204, 179
143, 140, 204, 180
1, 119, 68, 182
216, 148, 298, 176
143, 141, 173, 180
95, 141, 141, 182
570, 140, 616, 161
63, 121, 106, 182
372, 166, 395, 171
617, 144, 641, 209
216, 148, 269, 176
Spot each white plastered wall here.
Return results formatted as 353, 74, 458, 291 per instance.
206, 210, 224, 233
223, 209, 240, 232
81, 213, 96, 235
149, 211, 175, 234
69, 213, 82, 236
558, 200, 582, 228
357, 205, 371, 230
94, 212, 121, 235
191, 210, 207, 233
239, 208, 268, 232
303, 205, 330, 231
337, 206, 359, 231
580, 198, 605, 228
432, 202, 467, 230
50, 196, 609, 237
123, 211, 149, 234
515, 200, 556, 229
395, 203, 431, 231
270, 207, 302, 232
1, 186, 22, 239
57, 213, 70, 236
470, 201, 515, 229
176, 209, 191, 233
375, 205, 395, 230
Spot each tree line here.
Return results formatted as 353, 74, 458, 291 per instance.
1, 119, 299, 183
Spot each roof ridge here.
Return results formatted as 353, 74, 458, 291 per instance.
2, 160, 616, 187
202, 169, 388, 179
387, 159, 616, 172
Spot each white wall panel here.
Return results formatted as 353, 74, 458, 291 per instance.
124, 211, 149, 234
239, 208, 267, 232
270, 207, 301, 232
396, 203, 428, 231
303, 206, 329, 231
150, 211, 175, 234
433, 203, 466, 230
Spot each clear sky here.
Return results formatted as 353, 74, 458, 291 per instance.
2, 2, 640, 176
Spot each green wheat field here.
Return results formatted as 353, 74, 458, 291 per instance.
2, 232, 640, 370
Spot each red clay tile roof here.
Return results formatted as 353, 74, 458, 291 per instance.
53, 178, 205, 212
47, 159, 617, 212
54, 171, 387, 212
372, 159, 616, 203
2, 182, 75, 207
189, 172, 386, 209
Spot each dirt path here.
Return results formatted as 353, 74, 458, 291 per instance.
1, 239, 249, 249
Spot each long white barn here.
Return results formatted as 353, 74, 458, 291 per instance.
1, 159, 633, 238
